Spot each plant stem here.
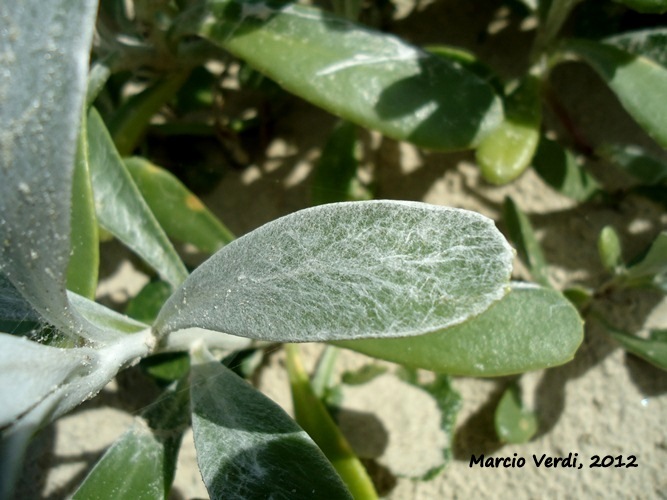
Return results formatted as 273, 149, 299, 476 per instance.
109, 70, 191, 155
285, 344, 378, 500
311, 345, 340, 398
157, 327, 253, 353
530, 0, 582, 64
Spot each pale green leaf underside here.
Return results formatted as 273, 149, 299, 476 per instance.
0, 331, 151, 436
0, 334, 94, 429
190, 349, 352, 499
178, 0, 502, 151
0, 0, 101, 338
563, 39, 667, 148
68, 291, 149, 335
334, 283, 584, 376
156, 201, 513, 342
87, 108, 189, 289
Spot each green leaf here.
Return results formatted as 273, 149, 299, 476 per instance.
312, 121, 369, 205
334, 283, 584, 376
87, 108, 189, 289
532, 137, 600, 200
109, 72, 190, 156
603, 324, 667, 371
612, 0, 667, 13
72, 425, 168, 500
425, 45, 502, 94
562, 285, 593, 310
126, 280, 174, 324
502, 197, 551, 287
0, 0, 103, 339
155, 201, 513, 342
285, 344, 377, 499
598, 226, 624, 272
67, 291, 149, 335
494, 382, 538, 444
72, 380, 190, 500
175, 0, 502, 151
597, 143, 667, 185
561, 39, 667, 148
125, 157, 235, 254
175, 66, 217, 112
624, 231, 667, 291
341, 364, 388, 386
476, 75, 542, 184
604, 28, 667, 67
1, 328, 149, 500
141, 352, 190, 383
190, 346, 353, 499
67, 109, 99, 299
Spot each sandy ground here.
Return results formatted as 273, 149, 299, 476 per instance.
14, 1, 667, 498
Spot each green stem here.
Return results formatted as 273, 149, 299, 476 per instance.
285, 344, 378, 500
109, 70, 191, 156
530, 0, 582, 63
311, 345, 340, 398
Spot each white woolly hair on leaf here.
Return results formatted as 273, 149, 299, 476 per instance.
155, 200, 513, 342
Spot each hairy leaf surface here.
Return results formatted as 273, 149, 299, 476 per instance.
0, 334, 94, 429
0, 274, 40, 334
190, 348, 352, 499
156, 201, 513, 342
87, 109, 189, 289
334, 284, 583, 376
73, 425, 166, 500
0, 330, 151, 438
73, 380, 189, 500
175, 0, 502, 150
68, 291, 148, 335
0, 0, 101, 338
